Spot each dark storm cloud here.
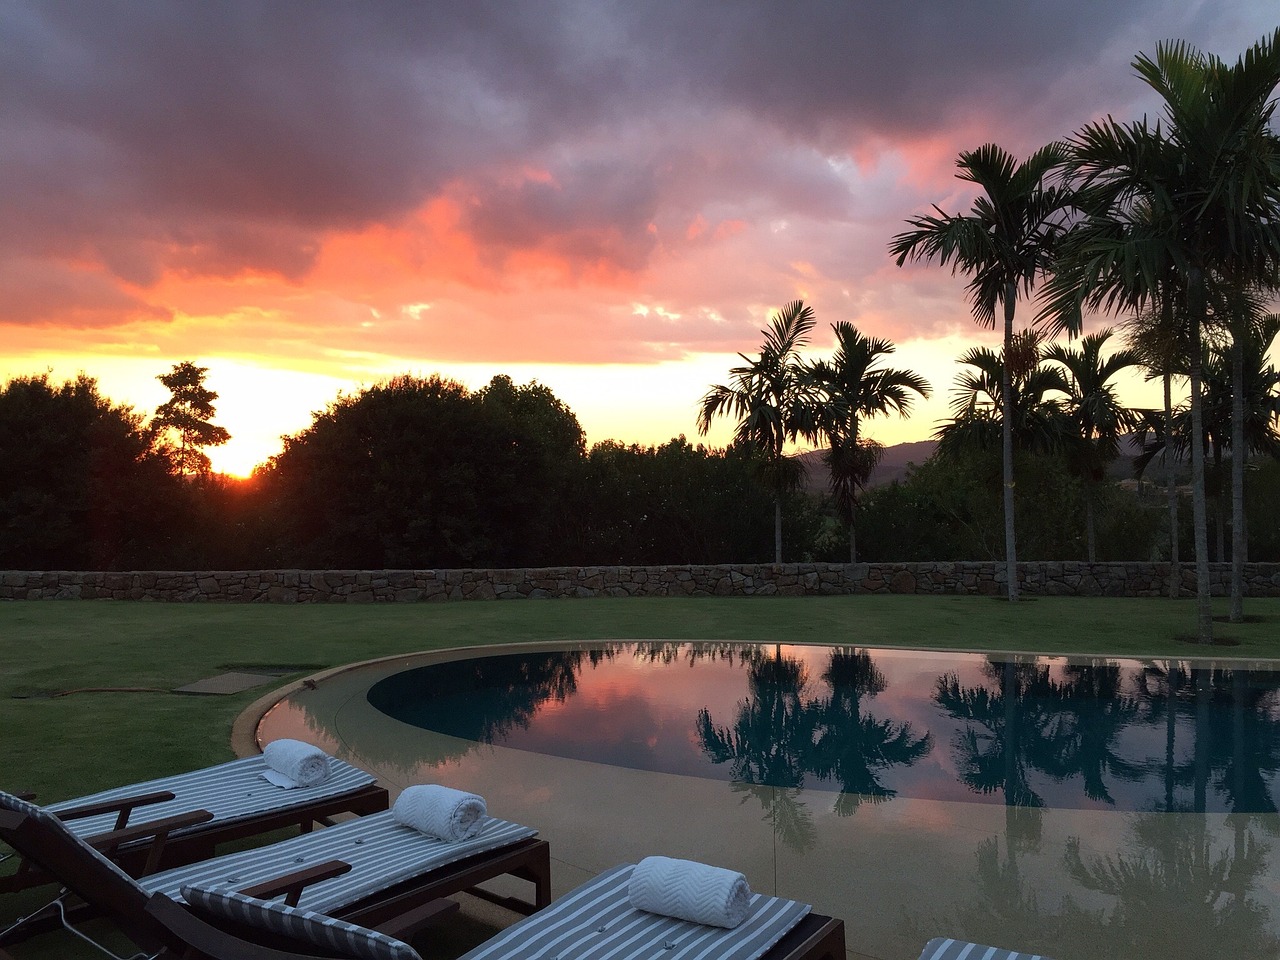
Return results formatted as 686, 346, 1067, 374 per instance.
1, 0, 1272, 325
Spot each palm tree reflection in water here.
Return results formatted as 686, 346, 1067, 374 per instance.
696, 646, 932, 851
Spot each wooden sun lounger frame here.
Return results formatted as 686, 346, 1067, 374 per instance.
0, 804, 551, 951
0, 780, 390, 893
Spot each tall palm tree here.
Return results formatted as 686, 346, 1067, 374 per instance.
891, 143, 1073, 600
1043, 329, 1143, 561
1040, 31, 1280, 642
804, 323, 930, 562
1123, 307, 1191, 598
697, 300, 816, 563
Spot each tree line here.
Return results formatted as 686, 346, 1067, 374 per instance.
1, 350, 1276, 575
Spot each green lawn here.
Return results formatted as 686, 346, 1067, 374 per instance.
2, 593, 1279, 958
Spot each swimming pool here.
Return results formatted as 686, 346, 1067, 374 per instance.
255, 642, 1280, 960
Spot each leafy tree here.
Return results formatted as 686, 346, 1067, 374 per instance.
891, 142, 1074, 599
0, 374, 177, 568
697, 300, 817, 563
257, 374, 586, 568
472, 375, 586, 566
1041, 31, 1280, 642
804, 323, 930, 562
571, 437, 808, 564
153, 361, 231, 477
1043, 329, 1143, 560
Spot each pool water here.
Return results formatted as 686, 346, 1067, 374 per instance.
257, 642, 1280, 960
364, 644, 1280, 814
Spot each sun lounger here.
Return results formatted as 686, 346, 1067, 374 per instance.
0, 789, 550, 951
149, 860, 845, 960
2, 750, 389, 891
919, 938, 1055, 960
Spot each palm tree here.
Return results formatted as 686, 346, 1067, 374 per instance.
1123, 307, 1191, 598
934, 341, 1068, 461
697, 300, 816, 563
1137, 316, 1280, 589
891, 143, 1073, 600
804, 323, 930, 562
1043, 329, 1143, 561
1040, 31, 1280, 642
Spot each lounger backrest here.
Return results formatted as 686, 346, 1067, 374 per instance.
182, 884, 422, 960
0, 791, 153, 934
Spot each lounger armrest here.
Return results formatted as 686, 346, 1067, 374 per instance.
89, 808, 215, 874
55, 790, 177, 829
239, 859, 354, 907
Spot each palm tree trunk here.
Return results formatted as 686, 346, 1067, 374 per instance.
1084, 485, 1096, 563
1187, 272, 1214, 643
774, 497, 783, 564
1230, 333, 1246, 623
1001, 288, 1019, 602
1164, 372, 1179, 599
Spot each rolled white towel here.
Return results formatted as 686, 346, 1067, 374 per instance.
260, 739, 331, 789
628, 856, 752, 929
393, 785, 487, 841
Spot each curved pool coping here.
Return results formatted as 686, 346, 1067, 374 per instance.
230, 637, 1276, 760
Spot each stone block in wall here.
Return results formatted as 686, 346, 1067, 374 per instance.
889, 570, 917, 593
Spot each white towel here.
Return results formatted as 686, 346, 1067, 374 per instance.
628, 856, 752, 929
260, 739, 331, 789
393, 785, 487, 841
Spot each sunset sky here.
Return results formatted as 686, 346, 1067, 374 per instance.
3, 2, 1276, 476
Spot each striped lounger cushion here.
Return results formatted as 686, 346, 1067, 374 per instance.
920, 938, 1055, 960
458, 863, 810, 960
45, 755, 377, 840
139, 812, 537, 915
183, 885, 421, 960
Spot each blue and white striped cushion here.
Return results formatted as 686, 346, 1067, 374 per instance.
458, 863, 810, 960
46, 754, 377, 841
182, 885, 421, 960
140, 812, 537, 915
919, 938, 1055, 960
0, 790, 145, 889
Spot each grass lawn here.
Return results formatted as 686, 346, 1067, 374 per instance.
2, 593, 1279, 957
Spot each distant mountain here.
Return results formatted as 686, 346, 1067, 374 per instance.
796, 439, 937, 494
797, 433, 1176, 495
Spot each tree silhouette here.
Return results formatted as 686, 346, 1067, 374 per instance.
1124, 308, 1191, 597
1041, 30, 1280, 642
1043, 330, 1143, 561
803, 324, 930, 562
697, 300, 817, 563
0, 373, 178, 568
891, 142, 1074, 600
153, 361, 231, 478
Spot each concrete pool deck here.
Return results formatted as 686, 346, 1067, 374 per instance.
235, 641, 1280, 960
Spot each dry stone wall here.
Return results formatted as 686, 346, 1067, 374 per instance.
3, 562, 1279, 601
